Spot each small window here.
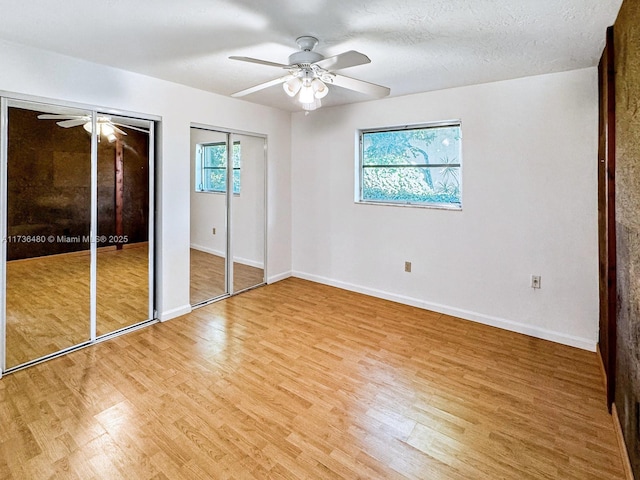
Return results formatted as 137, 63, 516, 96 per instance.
195, 141, 241, 194
358, 122, 462, 208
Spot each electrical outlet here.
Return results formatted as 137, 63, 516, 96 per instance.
212, 227, 216, 235
531, 275, 541, 289
405, 261, 412, 273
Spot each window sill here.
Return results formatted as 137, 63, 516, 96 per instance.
354, 200, 462, 211
195, 190, 240, 197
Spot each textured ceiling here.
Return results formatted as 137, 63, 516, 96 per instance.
0, 0, 623, 111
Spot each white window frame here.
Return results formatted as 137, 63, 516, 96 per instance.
356, 120, 462, 210
195, 141, 241, 195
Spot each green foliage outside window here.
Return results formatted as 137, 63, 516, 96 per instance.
361, 124, 461, 206
199, 142, 241, 194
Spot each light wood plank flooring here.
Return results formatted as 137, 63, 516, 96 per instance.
190, 248, 264, 305
0, 278, 625, 479
5, 244, 150, 369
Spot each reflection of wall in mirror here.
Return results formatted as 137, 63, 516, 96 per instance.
189, 129, 265, 269
7, 107, 149, 261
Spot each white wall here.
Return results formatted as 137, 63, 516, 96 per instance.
291, 68, 599, 350
0, 39, 292, 320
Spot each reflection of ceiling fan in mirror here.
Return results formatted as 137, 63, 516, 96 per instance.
37, 114, 149, 143
229, 35, 390, 111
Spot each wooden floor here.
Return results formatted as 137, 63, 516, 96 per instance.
190, 248, 264, 305
0, 278, 624, 479
5, 244, 150, 369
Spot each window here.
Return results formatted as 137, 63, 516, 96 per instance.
358, 122, 462, 208
195, 141, 241, 194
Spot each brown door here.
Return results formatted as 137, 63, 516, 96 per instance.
598, 26, 616, 411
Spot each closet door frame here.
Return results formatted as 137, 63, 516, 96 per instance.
0, 96, 8, 377
0, 91, 160, 376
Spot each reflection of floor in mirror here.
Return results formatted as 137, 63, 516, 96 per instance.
190, 248, 265, 305
5, 243, 150, 369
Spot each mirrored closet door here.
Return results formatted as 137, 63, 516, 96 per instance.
0, 98, 155, 373
190, 129, 230, 304
3, 102, 93, 369
189, 126, 266, 306
96, 115, 154, 336
231, 133, 265, 293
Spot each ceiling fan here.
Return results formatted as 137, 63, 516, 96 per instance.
37, 114, 148, 142
229, 36, 390, 111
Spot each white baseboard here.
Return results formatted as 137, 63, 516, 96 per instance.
235, 256, 264, 269
190, 243, 264, 269
159, 304, 192, 322
291, 271, 596, 351
191, 243, 224, 257
268, 271, 292, 284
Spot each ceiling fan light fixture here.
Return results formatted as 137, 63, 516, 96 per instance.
82, 120, 119, 141
283, 77, 302, 97
298, 77, 316, 104
311, 78, 328, 99
301, 98, 321, 111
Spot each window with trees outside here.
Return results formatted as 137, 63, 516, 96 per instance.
358, 122, 462, 208
195, 141, 241, 194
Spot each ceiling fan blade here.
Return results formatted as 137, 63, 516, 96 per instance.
109, 124, 128, 136
314, 51, 371, 71
37, 114, 84, 120
112, 122, 148, 134
229, 56, 289, 68
231, 74, 295, 98
56, 119, 88, 128
329, 73, 390, 98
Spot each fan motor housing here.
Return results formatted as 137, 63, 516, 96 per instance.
289, 35, 323, 65
288, 50, 323, 65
